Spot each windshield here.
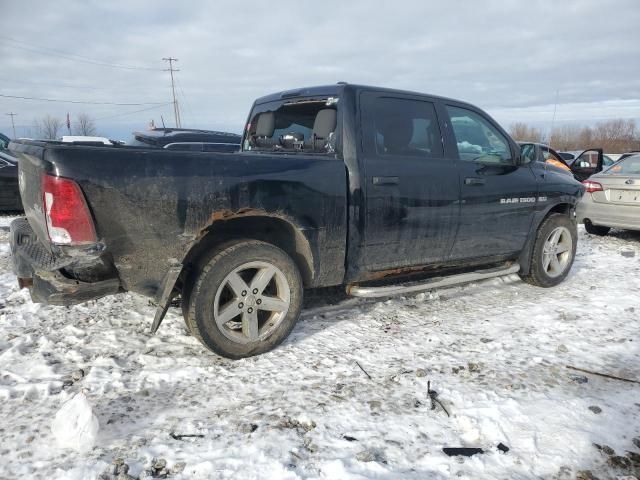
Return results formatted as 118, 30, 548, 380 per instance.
244, 97, 338, 154
604, 155, 640, 175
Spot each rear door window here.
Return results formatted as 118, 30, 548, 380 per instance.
363, 96, 444, 158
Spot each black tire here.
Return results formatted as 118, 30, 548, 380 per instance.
185, 240, 303, 359
584, 220, 610, 236
520, 213, 577, 288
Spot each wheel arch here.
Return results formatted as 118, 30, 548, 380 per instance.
518, 201, 576, 275
182, 214, 315, 289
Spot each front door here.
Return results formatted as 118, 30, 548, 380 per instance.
571, 149, 604, 181
444, 104, 538, 260
360, 92, 460, 272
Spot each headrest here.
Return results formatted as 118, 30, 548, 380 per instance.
380, 115, 413, 151
312, 109, 337, 138
255, 112, 275, 137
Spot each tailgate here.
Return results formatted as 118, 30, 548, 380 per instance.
9, 140, 52, 245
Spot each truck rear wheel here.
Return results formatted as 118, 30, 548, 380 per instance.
185, 240, 303, 359
520, 213, 577, 288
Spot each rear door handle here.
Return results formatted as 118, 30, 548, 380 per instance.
372, 176, 399, 186
464, 177, 486, 186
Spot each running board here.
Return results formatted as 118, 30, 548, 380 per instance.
346, 264, 520, 298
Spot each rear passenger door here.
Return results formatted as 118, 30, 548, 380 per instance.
359, 92, 460, 271
444, 104, 538, 260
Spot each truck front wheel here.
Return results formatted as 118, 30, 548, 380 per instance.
520, 213, 577, 288
185, 240, 303, 359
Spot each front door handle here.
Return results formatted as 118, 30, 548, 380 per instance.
372, 176, 399, 186
464, 177, 486, 186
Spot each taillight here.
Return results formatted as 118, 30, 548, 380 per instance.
42, 174, 97, 245
582, 180, 603, 194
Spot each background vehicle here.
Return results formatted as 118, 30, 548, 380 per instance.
0, 132, 10, 150
127, 128, 241, 152
617, 151, 640, 162
519, 142, 572, 173
0, 150, 22, 211
578, 154, 640, 235
59, 136, 120, 146
519, 143, 605, 181
9, 83, 584, 359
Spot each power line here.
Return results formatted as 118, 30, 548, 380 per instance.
5, 112, 17, 138
0, 76, 100, 91
94, 103, 173, 121
0, 93, 166, 106
163, 57, 181, 128
0, 35, 161, 71
175, 75, 193, 127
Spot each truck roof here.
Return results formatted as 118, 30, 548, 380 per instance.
254, 82, 476, 109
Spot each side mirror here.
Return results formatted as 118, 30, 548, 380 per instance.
578, 160, 590, 168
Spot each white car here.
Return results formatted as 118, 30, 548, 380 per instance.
577, 154, 640, 235
59, 136, 117, 145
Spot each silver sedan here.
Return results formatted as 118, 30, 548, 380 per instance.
577, 154, 640, 235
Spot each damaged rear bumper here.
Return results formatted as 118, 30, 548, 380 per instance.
10, 217, 121, 306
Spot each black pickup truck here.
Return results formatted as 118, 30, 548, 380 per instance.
9, 83, 584, 358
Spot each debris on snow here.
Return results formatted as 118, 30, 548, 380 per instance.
51, 391, 99, 453
442, 447, 484, 457
569, 374, 589, 384
355, 360, 372, 380
567, 365, 640, 384
497, 442, 510, 453
427, 380, 450, 417
169, 432, 205, 440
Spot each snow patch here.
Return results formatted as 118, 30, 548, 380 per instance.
51, 391, 99, 453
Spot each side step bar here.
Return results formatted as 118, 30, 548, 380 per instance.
346, 263, 520, 298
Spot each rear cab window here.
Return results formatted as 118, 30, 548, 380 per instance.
244, 96, 339, 154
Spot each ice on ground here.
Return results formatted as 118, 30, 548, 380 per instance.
51, 391, 99, 453
0, 225, 639, 479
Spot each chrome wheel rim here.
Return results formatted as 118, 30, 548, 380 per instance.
213, 261, 290, 344
542, 226, 572, 278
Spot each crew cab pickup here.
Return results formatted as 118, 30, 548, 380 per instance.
9, 83, 584, 358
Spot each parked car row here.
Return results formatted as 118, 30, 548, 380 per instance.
0, 149, 22, 211
0, 128, 242, 212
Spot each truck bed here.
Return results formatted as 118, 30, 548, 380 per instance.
10, 140, 348, 298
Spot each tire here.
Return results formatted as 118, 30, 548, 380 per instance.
520, 213, 577, 288
185, 240, 303, 359
584, 220, 610, 236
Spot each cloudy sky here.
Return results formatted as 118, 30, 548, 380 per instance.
2, 0, 639, 139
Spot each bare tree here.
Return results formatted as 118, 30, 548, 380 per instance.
514, 119, 639, 153
33, 115, 63, 140
509, 122, 544, 143
73, 113, 97, 136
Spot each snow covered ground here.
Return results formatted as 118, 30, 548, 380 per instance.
1, 215, 639, 480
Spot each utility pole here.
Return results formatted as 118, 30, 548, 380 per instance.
5, 112, 17, 138
162, 57, 181, 128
